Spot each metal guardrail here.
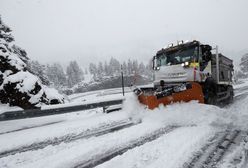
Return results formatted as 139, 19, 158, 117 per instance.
0, 99, 124, 121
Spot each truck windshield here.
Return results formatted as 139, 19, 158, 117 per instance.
155, 47, 198, 67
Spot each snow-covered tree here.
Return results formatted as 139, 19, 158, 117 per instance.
145, 58, 154, 79
27, 60, 50, 85
138, 62, 146, 75
12, 44, 29, 64
97, 62, 104, 79
122, 61, 128, 75
47, 63, 67, 88
127, 59, 132, 75
66, 61, 84, 87
0, 16, 65, 109
87, 57, 154, 83
240, 53, 248, 74
132, 60, 138, 74
109, 57, 120, 76
234, 70, 246, 80
89, 63, 97, 75
104, 61, 110, 76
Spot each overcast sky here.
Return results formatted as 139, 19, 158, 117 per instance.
1, 0, 248, 67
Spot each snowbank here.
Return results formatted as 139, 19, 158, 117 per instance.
1, 83, 248, 168
43, 86, 68, 104
96, 126, 216, 168
123, 92, 248, 130
96, 91, 248, 168
0, 103, 22, 115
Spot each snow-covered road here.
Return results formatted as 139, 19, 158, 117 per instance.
1, 80, 248, 168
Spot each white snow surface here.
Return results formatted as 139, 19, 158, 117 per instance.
0, 43, 25, 71
233, 78, 248, 89
0, 71, 45, 105
43, 86, 67, 103
0, 103, 22, 115
0, 71, 39, 92
0, 110, 127, 153
0, 81, 248, 167
42, 92, 125, 110
96, 126, 215, 168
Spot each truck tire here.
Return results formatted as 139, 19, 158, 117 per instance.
204, 77, 217, 105
207, 90, 217, 105
227, 86, 234, 104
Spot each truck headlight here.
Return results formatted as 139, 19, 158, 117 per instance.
181, 61, 190, 68
156, 66, 160, 70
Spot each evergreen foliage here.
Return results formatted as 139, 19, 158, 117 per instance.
46, 63, 67, 88
0, 16, 65, 109
240, 53, 248, 73
66, 61, 84, 87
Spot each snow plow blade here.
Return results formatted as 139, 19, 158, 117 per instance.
134, 82, 204, 110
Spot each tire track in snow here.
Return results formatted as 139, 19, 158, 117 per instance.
183, 129, 242, 168
234, 85, 248, 102
235, 85, 248, 95
0, 119, 137, 158
73, 125, 179, 168
0, 120, 64, 135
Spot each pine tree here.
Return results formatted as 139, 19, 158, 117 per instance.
104, 61, 110, 76
145, 58, 154, 80
122, 61, 128, 75
12, 44, 29, 64
87, 57, 155, 82
66, 65, 74, 88
66, 61, 84, 87
109, 57, 120, 76
127, 59, 132, 75
138, 62, 146, 75
0, 16, 64, 109
89, 63, 97, 75
47, 63, 67, 88
240, 53, 248, 74
132, 60, 138, 74
27, 60, 50, 85
97, 62, 104, 79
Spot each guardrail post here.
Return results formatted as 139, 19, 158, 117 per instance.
103, 106, 107, 113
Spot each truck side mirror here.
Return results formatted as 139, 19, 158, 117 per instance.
201, 44, 212, 62
202, 51, 212, 62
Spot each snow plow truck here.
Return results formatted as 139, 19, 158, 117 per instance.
134, 40, 234, 109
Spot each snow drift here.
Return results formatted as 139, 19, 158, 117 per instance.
123, 92, 248, 131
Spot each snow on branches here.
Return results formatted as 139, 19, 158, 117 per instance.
0, 16, 65, 109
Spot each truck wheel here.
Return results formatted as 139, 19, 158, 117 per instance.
207, 90, 217, 105
227, 86, 234, 104
204, 77, 217, 105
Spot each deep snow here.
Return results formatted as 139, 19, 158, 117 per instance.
0, 103, 22, 115
0, 80, 248, 168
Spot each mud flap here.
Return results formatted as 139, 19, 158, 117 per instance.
136, 82, 204, 110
